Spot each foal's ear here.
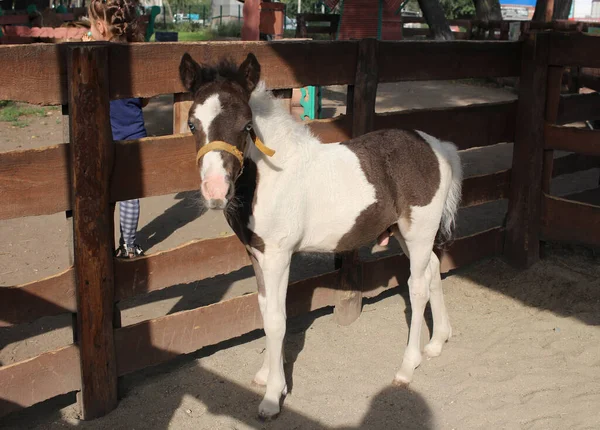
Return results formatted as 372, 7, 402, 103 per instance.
179, 53, 203, 93
238, 53, 261, 93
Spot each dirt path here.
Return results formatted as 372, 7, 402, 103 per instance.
1, 80, 599, 429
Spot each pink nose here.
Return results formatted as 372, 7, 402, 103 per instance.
201, 175, 229, 201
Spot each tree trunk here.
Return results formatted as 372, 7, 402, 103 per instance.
473, 0, 503, 20
418, 0, 454, 40
532, 0, 554, 21
552, 0, 572, 19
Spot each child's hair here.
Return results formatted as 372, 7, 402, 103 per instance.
88, 0, 144, 42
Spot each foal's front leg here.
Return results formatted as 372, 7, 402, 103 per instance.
252, 249, 292, 420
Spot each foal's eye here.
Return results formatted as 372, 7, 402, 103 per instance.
188, 121, 196, 132
244, 122, 253, 132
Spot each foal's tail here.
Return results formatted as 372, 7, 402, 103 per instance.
437, 140, 463, 242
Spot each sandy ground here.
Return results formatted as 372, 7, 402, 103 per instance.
1, 80, 599, 429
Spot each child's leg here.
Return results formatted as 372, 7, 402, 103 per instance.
119, 199, 140, 247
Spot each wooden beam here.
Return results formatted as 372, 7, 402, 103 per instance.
378, 41, 521, 82
545, 124, 600, 157
374, 101, 517, 150
0, 144, 70, 220
0, 346, 80, 418
548, 32, 600, 68
541, 194, 600, 246
115, 235, 249, 301
108, 41, 359, 99
0, 44, 65, 105
67, 43, 118, 420
504, 32, 550, 268
461, 170, 511, 207
0, 268, 76, 327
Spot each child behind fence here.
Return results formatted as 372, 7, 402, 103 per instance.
86, 0, 147, 258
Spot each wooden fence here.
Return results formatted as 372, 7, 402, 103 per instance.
401, 16, 600, 40
1, 32, 599, 420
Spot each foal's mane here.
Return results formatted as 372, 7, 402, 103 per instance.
202, 57, 247, 89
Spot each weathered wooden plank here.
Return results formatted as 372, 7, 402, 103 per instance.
0, 268, 76, 327
115, 235, 249, 301
0, 145, 70, 220
0, 345, 80, 418
545, 124, 600, 156
374, 101, 517, 150
67, 43, 117, 420
505, 32, 550, 268
461, 170, 511, 207
108, 41, 358, 99
378, 41, 521, 82
0, 44, 65, 105
541, 194, 600, 246
557, 92, 600, 125
548, 32, 600, 68
438, 227, 505, 272
114, 272, 338, 376
111, 134, 198, 202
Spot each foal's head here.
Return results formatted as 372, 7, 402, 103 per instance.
179, 52, 261, 209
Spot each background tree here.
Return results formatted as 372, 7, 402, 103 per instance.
472, 0, 502, 20
532, 0, 572, 21
418, 0, 455, 40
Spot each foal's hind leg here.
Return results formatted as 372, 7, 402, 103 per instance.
423, 252, 452, 358
393, 232, 434, 385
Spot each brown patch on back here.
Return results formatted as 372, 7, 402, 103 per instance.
225, 158, 265, 253
335, 129, 441, 252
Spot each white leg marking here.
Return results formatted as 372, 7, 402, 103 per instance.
394, 236, 433, 386
423, 252, 452, 358
254, 250, 291, 419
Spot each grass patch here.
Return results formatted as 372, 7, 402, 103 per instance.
0, 101, 50, 127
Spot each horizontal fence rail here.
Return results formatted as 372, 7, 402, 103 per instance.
0, 39, 522, 105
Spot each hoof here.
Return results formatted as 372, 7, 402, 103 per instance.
392, 377, 411, 388
424, 342, 443, 358
258, 399, 280, 421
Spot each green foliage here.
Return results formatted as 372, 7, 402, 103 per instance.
0, 102, 47, 128
440, 0, 475, 19
215, 21, 242, 37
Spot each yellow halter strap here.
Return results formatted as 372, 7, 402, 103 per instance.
195, 131, 275, 167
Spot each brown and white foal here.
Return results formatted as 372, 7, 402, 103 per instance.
179, 52, 463, 419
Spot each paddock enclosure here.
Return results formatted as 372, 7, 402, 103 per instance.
1, 31, 600, 421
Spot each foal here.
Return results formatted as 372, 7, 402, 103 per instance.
179, 52, 463, 419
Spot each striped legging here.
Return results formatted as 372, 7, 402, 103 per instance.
119, 199, 140, 247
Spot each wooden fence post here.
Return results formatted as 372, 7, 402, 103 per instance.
67, 42, 118, 420
333, 38, 378, 326
504, 32, 550, 268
